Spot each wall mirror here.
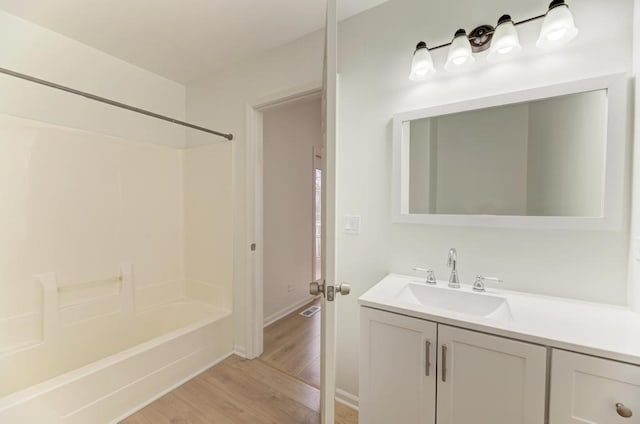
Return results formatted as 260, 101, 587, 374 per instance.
392, 74, 627, 230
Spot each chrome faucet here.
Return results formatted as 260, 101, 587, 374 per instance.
473, 275, 503, 292
447, 248, 460, 288
413, 267, 437, 285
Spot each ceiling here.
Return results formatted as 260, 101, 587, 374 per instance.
0, 0, 388, 83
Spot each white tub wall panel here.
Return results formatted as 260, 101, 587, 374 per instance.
120, 262, 134, 315
134, 280, 186, 311
131, 302, 230, 341
57, 281, 120, 308
59, 294, 122, 326
0, 115, 184, 320
185, 278, 225, 307
183, 144, 234, 311
35, 272, 60, 344
38, 263, 135, 330
57, 279, 123, 327
0, 312, 41, 353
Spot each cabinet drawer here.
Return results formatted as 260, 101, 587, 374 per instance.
550, 350, 640, 423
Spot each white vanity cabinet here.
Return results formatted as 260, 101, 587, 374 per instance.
437, 325, 547, 424
359, 307, 437, 424
549, 350, 640, 423
359, 307, 547, 424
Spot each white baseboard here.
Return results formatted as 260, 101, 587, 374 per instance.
263, 296, 317, 328
233, 345, 248, 358
335, 388, 359, 411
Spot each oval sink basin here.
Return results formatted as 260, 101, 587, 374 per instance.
395, 282, 513, 321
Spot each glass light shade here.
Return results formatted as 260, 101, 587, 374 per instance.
537, 3, 579, 48
409, 44, 435, 81
487, 19, 522, 61
444, 32, 475, 72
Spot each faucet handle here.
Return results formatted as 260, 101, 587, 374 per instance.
413, 267, 437, 285
473, 275, 503, 292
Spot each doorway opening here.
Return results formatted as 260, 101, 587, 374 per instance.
259, 92, 323, 389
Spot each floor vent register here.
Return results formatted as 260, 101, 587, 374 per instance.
299, 305, 321, 318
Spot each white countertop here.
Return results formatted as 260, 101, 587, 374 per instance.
359, 273, 640, 366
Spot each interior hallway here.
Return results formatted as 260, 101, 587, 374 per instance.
122, 299, 357, 423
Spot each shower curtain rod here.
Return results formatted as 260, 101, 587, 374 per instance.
0, 66, 233, 141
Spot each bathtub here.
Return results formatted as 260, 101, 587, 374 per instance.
0, 264, 233, 423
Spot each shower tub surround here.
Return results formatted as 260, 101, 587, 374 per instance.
0, 263, 231, 423
0, 115, 234, 423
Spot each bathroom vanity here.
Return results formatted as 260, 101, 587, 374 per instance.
359, 274, 640, 423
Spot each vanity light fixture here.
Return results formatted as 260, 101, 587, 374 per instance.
537, 0, 579, 48
444, 29, 475, 71
487, 15, 522, 61
409, 41, 435, 81
410, 0, 578, 79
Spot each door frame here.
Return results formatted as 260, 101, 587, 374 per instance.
242, 81, 323, 359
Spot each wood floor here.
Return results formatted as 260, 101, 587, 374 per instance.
122, 299, 357, 424
262, 299, 321, 389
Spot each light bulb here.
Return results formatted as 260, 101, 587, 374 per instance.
453, 56, 468, 65
409, 42, 435, 81
546, 28, 567, 41
537, 0, 579, 48
445, 29, 475, 72
487, 15, 522, 62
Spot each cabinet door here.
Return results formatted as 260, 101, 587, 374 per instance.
360, 307, 437, 424
437, 325, 547, 424
550, 349, 640, 423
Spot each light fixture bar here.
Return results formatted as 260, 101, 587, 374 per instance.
426, 14, 546, 52
515, 14, 547, 27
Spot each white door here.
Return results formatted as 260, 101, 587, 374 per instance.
311, 0, 344, 422
359, 307, 437, 424
437, 325, 547, 424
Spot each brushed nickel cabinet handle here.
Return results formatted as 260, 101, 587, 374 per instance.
442, 345, 448, 382
425, 340, 431, 376
616, 403, 633, 418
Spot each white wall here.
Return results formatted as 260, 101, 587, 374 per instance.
0, 10, 186, 148
186, 31, 324, 354
263, 96, 322, 323
336, 0, 633, 399
527, 91, 606, 216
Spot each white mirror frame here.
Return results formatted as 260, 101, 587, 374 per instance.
392, 73, 628, 230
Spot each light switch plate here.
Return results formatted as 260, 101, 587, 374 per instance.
344, 215, 361, 234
